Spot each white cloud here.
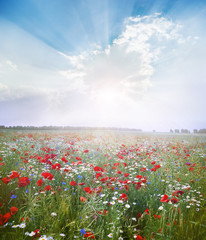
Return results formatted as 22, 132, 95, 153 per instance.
59, 13, 188, 101
6, 60, 17, 70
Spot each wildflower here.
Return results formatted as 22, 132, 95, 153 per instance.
125, 204, 130, 208
12, 224, 19, 228
158, 206, 163, 210
1, 177, 11, 184
41, 172, 54, 180
80, 196, 87, 202
108, 233, 113, 238
51, 212, 57, 217
171, 198, 179, 204
37, 179, 44, 186
18, 177, 30, 188
145, 208, 150, 215
60, 233, 66, 237
160, 194, 169, 202
19, 223, 26, 228
70, 181, 77, 186
28, 232, 36, 236
39, 235, 48, 240
0, 212, 11, 225
136, 235, 143, 240
80, 229, 87, 235
84, 231, 95, 238
84, 187, 92, 194
11, 194, 17, 199
10, 207, 18, 215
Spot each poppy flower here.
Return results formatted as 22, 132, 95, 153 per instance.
0, 212, 11, 226
94, 166, 103, 172
160, 194, 169, 203
9, 171, 20, 179
78, 182, 85, 185
61, 157, 68, 163
45, 185, 52, 191
41, 172, 54, 180
80, 197, 87, 202
18, 177, 30, 188
10, 207, 18, 215
37, 179, 44, 187
136, 235, 143, 240
70, 181, 77, 186
1, 177, 11, 184
84, 187, 92, 194
171, 198, 179, 204
84, 231, 95, 238
120, 193, 128, 201
124, 173, 129, 177
145, 208, 150, 215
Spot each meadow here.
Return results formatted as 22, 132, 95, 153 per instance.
0, 130, 205, 240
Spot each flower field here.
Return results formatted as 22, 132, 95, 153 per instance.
0, 131, 205, 240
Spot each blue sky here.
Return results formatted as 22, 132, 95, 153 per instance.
0, 0, 206, 131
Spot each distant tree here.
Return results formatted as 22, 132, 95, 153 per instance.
174, 129, 179, 133
199, 129, 206, 134
181, 129, 190, 134
193, 129, 198, 134
170, 129, 173, 133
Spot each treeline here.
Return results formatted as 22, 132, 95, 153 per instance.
170, 129, 206, 134
0, 125, 142, 132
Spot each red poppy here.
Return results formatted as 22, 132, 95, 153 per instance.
155, 164, 161, 169
10, 207, 18, 215
9, 171, 20, 179
0, 212, 11, 226
18, 177, 30, 188
80, 197, 87, 202
84, 149, 89, 153
94, 166, 103, 172
84, 187, 92, 194
41, 172, 54, 180
136, 235, 143, 240
61, 157, 68, 163
1, 177, 11, 184
160, 194, 169, 202
124, 173, 129, 177
98, 209, 109, 216
120, 193, 128, 201
44, 185, 52, 191
171, 198, 179, 204
70, 181, 77, 186
78, 182, 85, 185
84, 231, 95, 239
145, 208, 150, 215
37, 179, 44, 187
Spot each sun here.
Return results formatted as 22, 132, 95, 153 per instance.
91, 88, 122, 109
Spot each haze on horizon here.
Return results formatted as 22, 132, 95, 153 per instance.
0, 0, 206, 132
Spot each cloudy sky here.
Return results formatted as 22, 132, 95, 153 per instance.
0, 0, 206, 131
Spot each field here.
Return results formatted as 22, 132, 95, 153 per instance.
0, 130, 205, 240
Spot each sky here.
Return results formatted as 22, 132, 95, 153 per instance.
0, 0, 206, 131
